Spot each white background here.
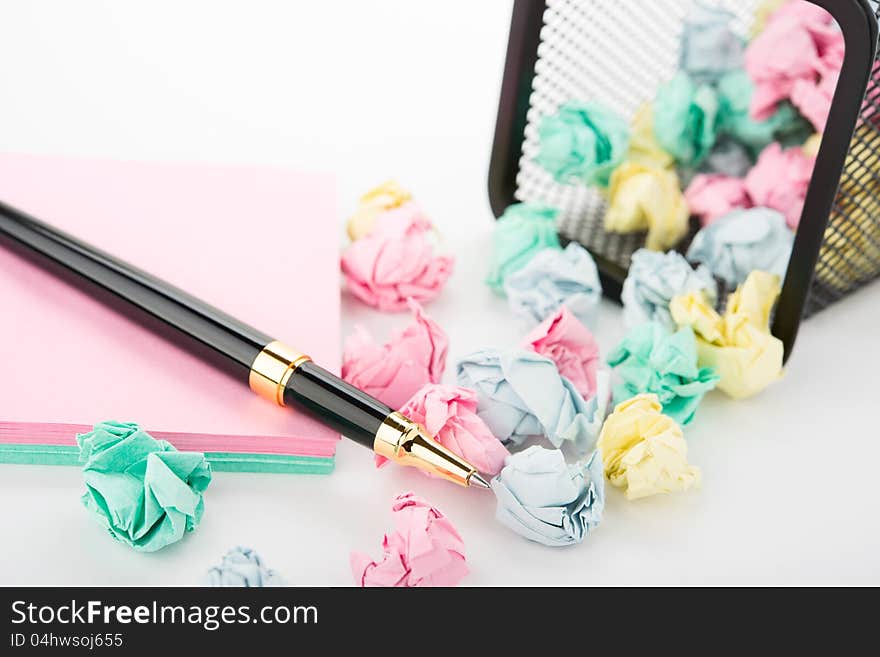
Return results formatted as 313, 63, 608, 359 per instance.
0, 0, 878, 585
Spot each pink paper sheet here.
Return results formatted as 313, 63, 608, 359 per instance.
0, 153, 339, 456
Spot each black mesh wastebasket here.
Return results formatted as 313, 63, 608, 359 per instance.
489, 0, 880, 359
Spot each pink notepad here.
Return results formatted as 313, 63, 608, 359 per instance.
0, 153, 339, 461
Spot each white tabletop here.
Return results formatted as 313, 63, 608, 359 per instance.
1, 0, 877, 586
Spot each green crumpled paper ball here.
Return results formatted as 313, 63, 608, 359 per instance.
607, 322, 719, 425
653, 72, 720, 167
77, 421, 212, 552
486, 202, 562, 294
716, 70, 812, 157
536, 101, 630, 187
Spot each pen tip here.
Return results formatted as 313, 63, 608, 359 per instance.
468, 472, 491, 490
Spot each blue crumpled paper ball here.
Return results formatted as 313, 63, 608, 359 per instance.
456, 347, 608, 453
203, 546, 287, 587
536, 101, 630, 187
486, 202, 562, 294
679, 5, 744, 86
689, 137, 754, 180
77, 421, 212, 553
504, 242, 602, 329
607, 322, 719, 425
491, 446, 605, 547
621, 248, 717, 331
686, 207, 794, 288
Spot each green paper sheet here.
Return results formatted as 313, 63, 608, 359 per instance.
0, 443, 335, 475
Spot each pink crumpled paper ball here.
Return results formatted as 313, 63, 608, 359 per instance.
745, 142, 815, 229
520, 306, 600, 401
791, 68, 839, 133
685, 174, 753, 226
350, 492, 468, 587
342, 300, 448, 409
746, 0, 844, 130
378, 384, 509, 475
341, 202, 454, 311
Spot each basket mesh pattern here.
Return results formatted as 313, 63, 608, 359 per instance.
514, 0, 880, 316
807, 15, 880, 313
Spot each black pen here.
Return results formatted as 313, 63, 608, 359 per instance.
0, 200, 490, 489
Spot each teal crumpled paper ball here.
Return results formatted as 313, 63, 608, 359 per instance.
607, 322, 719, 425
78, 421, 212, 552
536, 101, 630, 187
654, 72, 720, 167
716, 71, 812, 157
486, 202, 561, 294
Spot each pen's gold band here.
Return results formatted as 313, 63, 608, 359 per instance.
249, 340, 311, 406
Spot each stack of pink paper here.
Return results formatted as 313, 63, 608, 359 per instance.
0, 153, 340, 474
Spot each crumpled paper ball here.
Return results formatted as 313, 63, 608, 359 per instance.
751, 0, 787, 38
457, 348, 610, 453
671, 270, 784, 399
346, 180, 413, 241
203, 547, 286, 587
504, 242, 602, 329
724, 269, 780, 328
679, 5, 744, 85
351, 492, 468, 587
802, 133, 822, 158
621, 248, 717, 331
342, 300, 448, 409
684, 173, 752, 226
745, 142, 815, 229
380, 384, 509, 476
792, 70, 838, 133
486, 202, 561, 294
521, 305, 600, 400
536, 101, 630, 187
491, 446, 604, 547
604, 161, 689, 251
628, 104, 675, 169
699, 138, 754, 178
746, 0, 843, 130
596, 394, 701, 501
716, 70, 811, 157
686, 207, 794, 287
607, 322, 719, 426
341, 202, 454, 311
77, 421, 212, 553
653, 72, 719, 167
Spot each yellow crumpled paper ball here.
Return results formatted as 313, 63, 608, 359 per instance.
628, 105, 675, 170
346, 180, 413, 241
750, 0, 786, 39
604, 161, 689, 251
802, 133, 822, 158
670, 271, 784, 399
596, 393, 701, 501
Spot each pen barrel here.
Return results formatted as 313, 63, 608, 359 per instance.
282, 361, 392, 448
